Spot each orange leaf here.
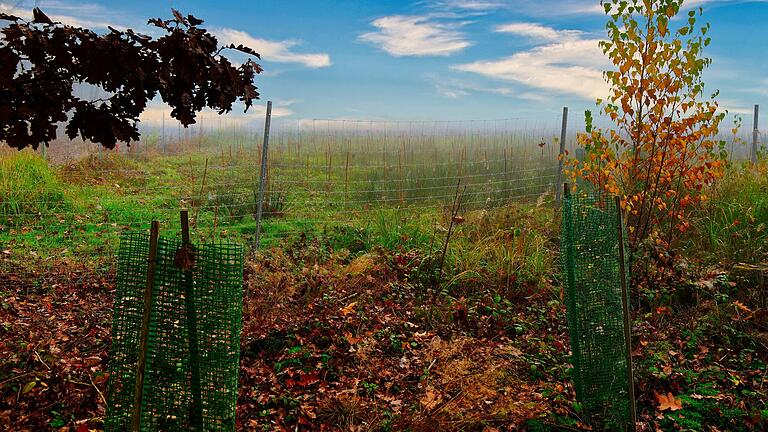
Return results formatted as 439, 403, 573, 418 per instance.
344, 331, 361, 344
340, 302, 357, 316
656, 392, 683, 411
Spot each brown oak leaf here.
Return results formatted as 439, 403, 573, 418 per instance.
656, 392, 683, 411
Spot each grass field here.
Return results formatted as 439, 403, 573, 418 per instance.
0, 120, 561, 286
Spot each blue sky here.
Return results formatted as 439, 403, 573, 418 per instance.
2, 0, 766, 126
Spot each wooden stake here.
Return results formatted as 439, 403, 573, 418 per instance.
161, 112, 165, 156
504, 148, 508, 183
132, 221, 160, 432
616, 196, 637, 431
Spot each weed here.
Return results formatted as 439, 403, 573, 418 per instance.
692, 161, 768, 263
0, 151, 69, 217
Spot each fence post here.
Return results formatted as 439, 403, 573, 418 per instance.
615, 196, 637, 430
555, 106, 568, 204
132, 220, 159, 432
752, 104, 759, 163
254, 101, 272, 250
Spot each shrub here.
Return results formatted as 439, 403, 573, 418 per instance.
565, 0, 728, 250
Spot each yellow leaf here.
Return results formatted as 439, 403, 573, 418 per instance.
22, 380, 36, 395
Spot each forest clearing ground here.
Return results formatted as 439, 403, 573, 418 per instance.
1, 244, 574, 431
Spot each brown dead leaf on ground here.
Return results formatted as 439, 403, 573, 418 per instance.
656, 392, 683, 411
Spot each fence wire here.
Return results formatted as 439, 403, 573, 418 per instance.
1, 114, 568, 288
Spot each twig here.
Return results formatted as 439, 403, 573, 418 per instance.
0, 371, 36, 387
428, 180, 466, 326
423, 358, 438, 385
428, 218, 439, 256
89, 373, 107, 407
426, 388, 464, 417
438, 181, 466, 282
34, 349, 50, 371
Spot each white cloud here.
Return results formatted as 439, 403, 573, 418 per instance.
430, 0, 505, 11
215, 28, 331, 68
718, 99, 756, 116
139, 101, 294, 124
426, 73, 553, 101
436, 84, 470, 98
563, 0, 768, 15
752, 79, 768, 97
0, 2, 119, 29
494, 22, 582, 41
495, 1, 602, 16
453, 37, 609, 100
359, 15, 470, 57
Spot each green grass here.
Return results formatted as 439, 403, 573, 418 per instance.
690, 162, 768, 263
0, 139, 559, 301
3, 134, 762, 284
0, 151, 70, 217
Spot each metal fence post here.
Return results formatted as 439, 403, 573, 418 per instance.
555, 106, 569, 204
752, 104, 759, 163
254, 101, 272, 250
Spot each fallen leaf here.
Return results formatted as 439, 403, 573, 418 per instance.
656, 392, 683, 411
340, 302, 357, 316
344, 332, 361, 345
420, 386, 443, 410
22, 380, 36, 395
733, 300, 751, 314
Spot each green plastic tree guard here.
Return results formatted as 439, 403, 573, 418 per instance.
105, 231, 244, 431
561, 191, 634, 431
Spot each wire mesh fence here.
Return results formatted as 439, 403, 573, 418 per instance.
0, 113, 569, 289
560, 190, 633, 431
1, 104, 761, 290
